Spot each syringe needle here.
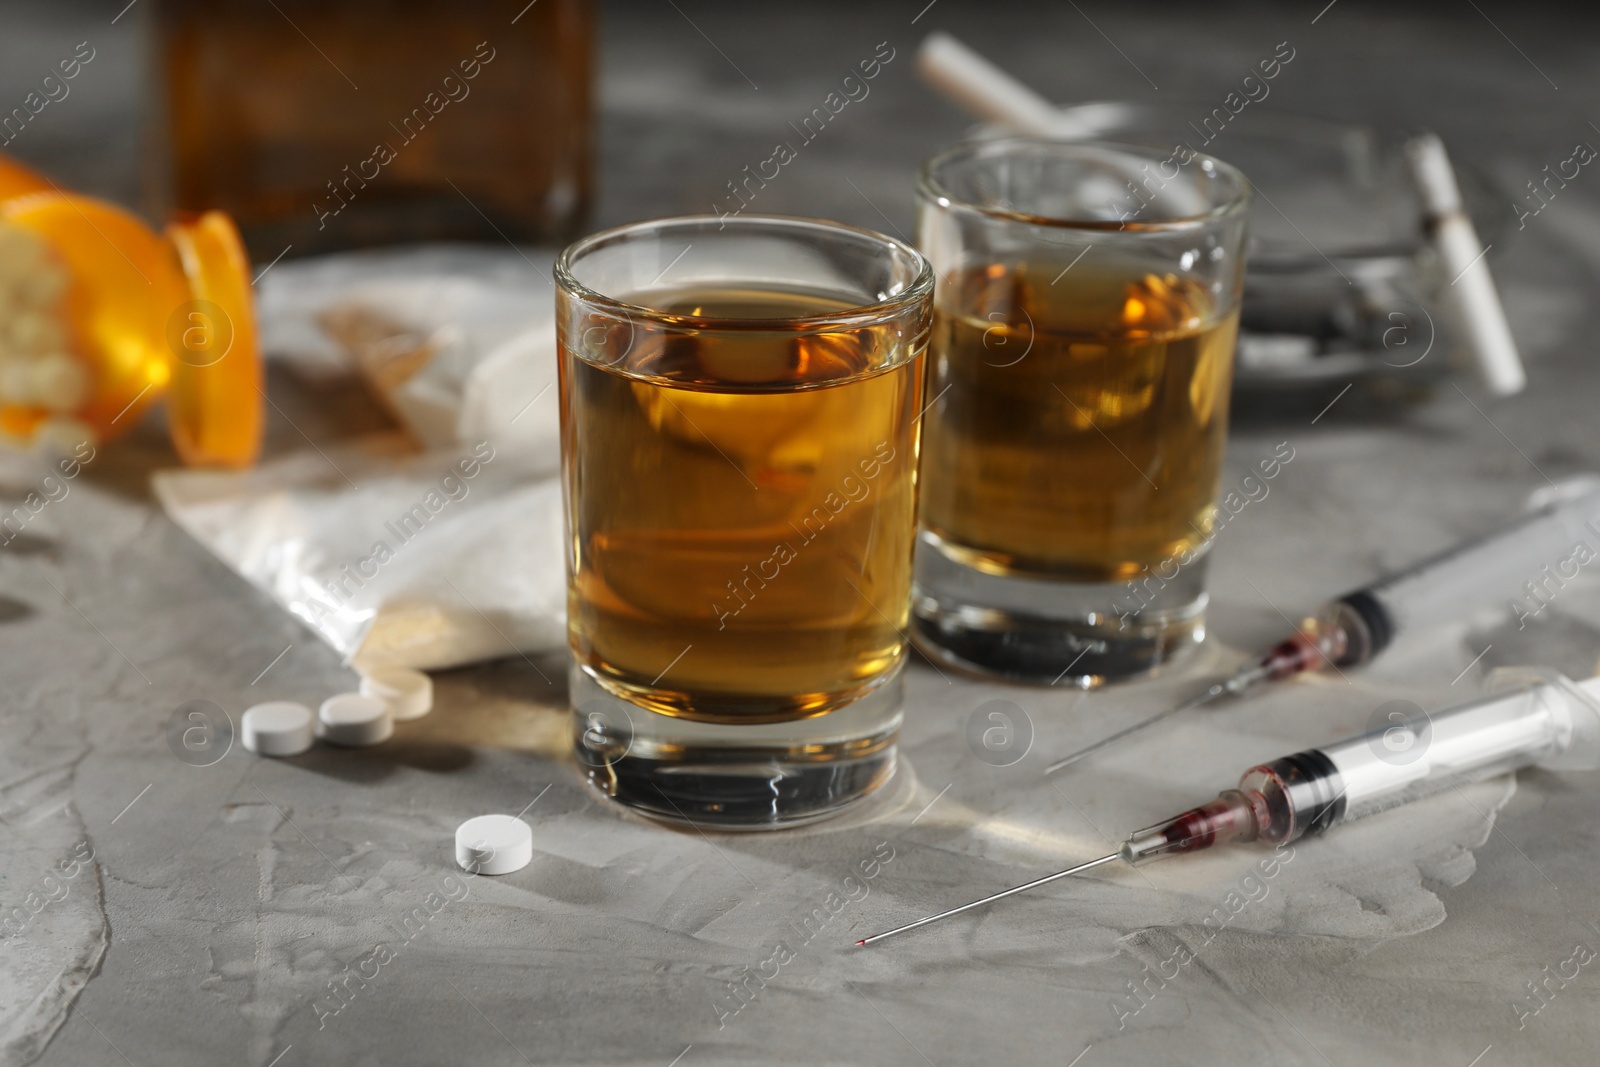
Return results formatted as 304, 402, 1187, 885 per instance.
1044, 683, 1227, 774
855, 852, 1121, 946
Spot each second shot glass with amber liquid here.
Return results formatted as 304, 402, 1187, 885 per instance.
914, 139, 1250, 685
556, 215, 932, 826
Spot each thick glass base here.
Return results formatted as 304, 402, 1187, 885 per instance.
911, 531, 1207, 686
570, 661, 902, 829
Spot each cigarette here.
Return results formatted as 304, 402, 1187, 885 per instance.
915, 32, 1064, 137
913, 32, 1206, 217
1404, 132, 1526, 396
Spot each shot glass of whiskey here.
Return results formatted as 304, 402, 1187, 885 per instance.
556, 215, 933, 827
913, 139, 1250, 685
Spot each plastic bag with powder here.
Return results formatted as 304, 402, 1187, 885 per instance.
154, 247, 568, 669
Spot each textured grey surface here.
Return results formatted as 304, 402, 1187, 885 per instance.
4, 1, 1600, 1065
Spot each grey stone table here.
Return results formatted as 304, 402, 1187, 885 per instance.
4, 1, 1600, 1064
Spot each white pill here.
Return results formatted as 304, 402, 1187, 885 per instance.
317, 693, 393, 747
0, 228, 46, 281
359, 666, 433, 721
32, 354, 88, 412
30, 417, 96, 454
455, 814, 533, 875
242, 701, 315, 757
0, 358, 35, 404
19, 265, 68, 307
7, 312, 52, 353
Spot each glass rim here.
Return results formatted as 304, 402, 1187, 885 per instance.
917, 136, 1252, 233
554, 213, 935, 331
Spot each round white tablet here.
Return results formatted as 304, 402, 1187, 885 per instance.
0, 358, 35, 404
7, 312, 49, 353
317, 693, 393, 747
32, 354, 89, 412
359, 666, 433, 721
31, 417, 97, 454
242, 701, 315, 757
455, 815, 534, 875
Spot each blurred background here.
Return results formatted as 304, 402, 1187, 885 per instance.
3, 0, 1594, 244
4, 0, 1597, 446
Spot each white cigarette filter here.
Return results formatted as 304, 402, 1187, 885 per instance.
1405, 132, 1526, 396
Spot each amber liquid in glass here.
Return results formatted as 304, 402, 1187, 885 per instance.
562, 285, 924, 723
920, 262, 1238, 582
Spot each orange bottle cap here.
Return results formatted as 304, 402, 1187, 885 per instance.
0, 155, 52, 199
164, 211, 263, 468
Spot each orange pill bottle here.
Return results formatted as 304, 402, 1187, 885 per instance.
0, 153, 260, 467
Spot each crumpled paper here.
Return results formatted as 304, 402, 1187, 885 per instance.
155, 246, 568, 669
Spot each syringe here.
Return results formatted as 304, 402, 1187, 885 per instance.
1047, 477, 1600, 772
861, 668, 1600, 945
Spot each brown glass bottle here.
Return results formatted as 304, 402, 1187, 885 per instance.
147, 0, 592, 258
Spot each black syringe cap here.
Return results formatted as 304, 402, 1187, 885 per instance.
1340, 589, 1395, 656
